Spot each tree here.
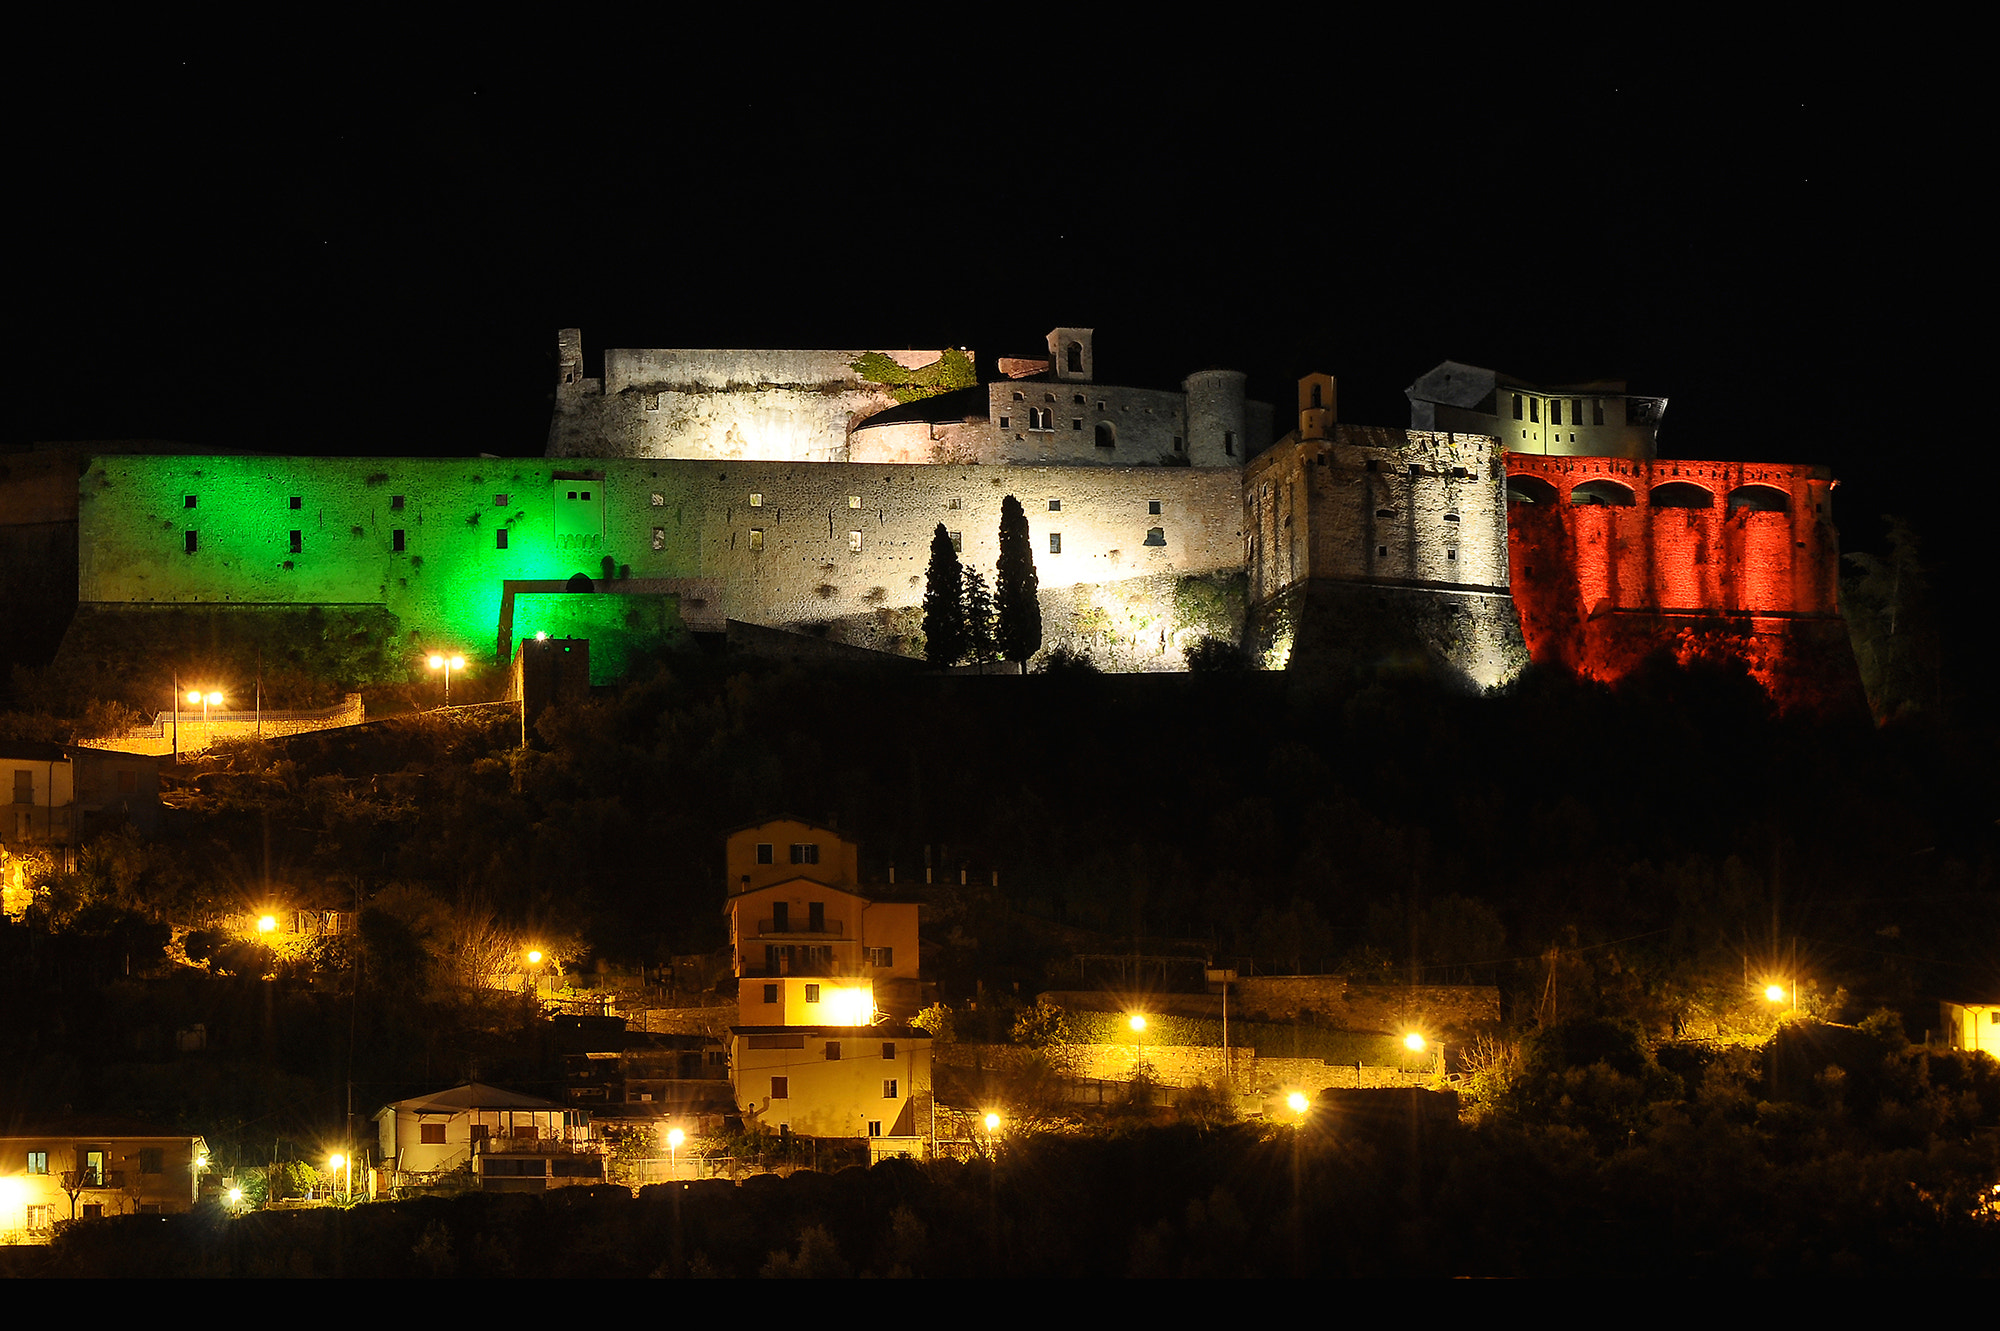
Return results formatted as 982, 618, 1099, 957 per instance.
962, 567, 996, 666
922, 524, 967, 669
994, 495, 1041, 670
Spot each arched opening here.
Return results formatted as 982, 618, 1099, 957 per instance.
1095, 422, 1115, 450
1506, 474, 1559, 505
1649, 481, 1715, 509
1143, 527, 1165, 547
565, 573, 594, 592
1571, 479, 1637, 507
1727, 484, 1791, 514
1066, 342, 1083, 373
1310, 383, 1323, 408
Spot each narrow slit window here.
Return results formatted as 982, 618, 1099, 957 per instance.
392, 529, 405, 552
289, 530, 302, 554
496, 529, 509, 550
1049, 532, 1062, 554
849, 530, 863, 552
185, 530, 198, 554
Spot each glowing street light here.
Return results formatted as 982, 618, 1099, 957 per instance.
256, 914, 278, 934
1403, 1032, 1427, 1053
1128, 1013, 1148, 1080
227, 1187, 243, 1205
1286, 1091, 1310, 1116
1765, 984, 1787, 1003
983, 1112, 1001, 1133
426, 653, 467, 707
665, 1126, 685, 1181
327, 1152, 350, 1203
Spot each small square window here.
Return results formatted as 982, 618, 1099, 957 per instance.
580, 491, 591, 501
184, 495, 197, 509
826, 1041, 841, 1060
567, 491, 577, 500
771, 1077, 789, 1100
882, 1042, 896, 1060
289, 530, 303, 554
1072, 418, 1083, 430
420, 1123, 446, 1145
1147, 500, 1161, 515
749, 493, 763, 507
288, 496, 301, 510
392, 529, 405, 552
1049, 533, 1062, 554
849, 530, 863, 552
391, 495, 405, 510
757, 842, 773, 864
882, 1079, 899, 1098
849, 495, 862, 509
1377, 545, 1388, 557
1447, 548, 1457, 560
805, 984, 821, 1003
763, 983, 778, 1003
494, 494, 509, 506
496, 530, 509, 550
947, 498, 960, 510
998, 416, 1010, 428
749, 529, 765, 552
1048, 499, 1061, 511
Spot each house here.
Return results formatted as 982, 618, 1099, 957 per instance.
1941, 1002, 2000, 1058
1, 741, 161, 917
373, 1082, 604, 1193
0, 1117, 206, 1239
556, 1014, 735, 1134
725, 819, 933, 1160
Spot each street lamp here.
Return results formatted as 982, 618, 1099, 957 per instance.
666, 1127, 685, 1181
426, 653, 466, 707
1128, 1014, 1147, 1081
257, 914, 278, 934
327, 1152, 350, 1204
186, 688, 223, 749
983, 1112, 1001, 1133
1286, 1091, 1309, 1117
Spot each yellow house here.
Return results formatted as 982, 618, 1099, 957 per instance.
725, 819, 931, 1156
373, 1082, 604, 1193
0, 1118, 205, 1239
1941, 1002, 2000, 1058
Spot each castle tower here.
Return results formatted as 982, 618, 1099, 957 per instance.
556, 328, 584, 389
1183, 367, 1248, 465
1297, 373, 1337, 442
1047, 328, 1094, 382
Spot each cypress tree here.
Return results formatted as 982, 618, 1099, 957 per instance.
994, 494, 1041, 670
921, 523, 967, 668
962, 567, 996, 665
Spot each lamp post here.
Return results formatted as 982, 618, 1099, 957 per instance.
184, 688, 222, 750
1129, 1014, 1147, 1082
327, 1152, 350, 1204
666, 1127, 684, 1182
427, 653, 466, 708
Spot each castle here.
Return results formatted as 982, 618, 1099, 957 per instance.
5, 326, 1859, 711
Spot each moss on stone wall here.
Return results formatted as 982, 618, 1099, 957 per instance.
849, 349, 977, 405
1173, 571, 1248, 642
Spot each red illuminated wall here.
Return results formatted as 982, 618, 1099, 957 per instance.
1505, 454, 1861, 714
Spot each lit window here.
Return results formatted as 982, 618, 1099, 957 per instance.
749, 529, 765, 552
849, 530, 863, 552
750, 493, 763, 507
26, 1151, 47, 1174
756, 843, 773, 864
849, 495, 862, 509
883, 1079, 899, 1098
805, 984, 821, 1003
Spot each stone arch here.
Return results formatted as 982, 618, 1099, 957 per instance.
1571, 478, 1636, 507
1649, 481, 1715, 509
1094, 421, 1115, 450
1727, 484, 1790, 513
1507, 474, 1560, 505
564, 573, 595, 592
1066, 342, 1083, 373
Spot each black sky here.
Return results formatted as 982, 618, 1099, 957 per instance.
11, 39, 1971, 568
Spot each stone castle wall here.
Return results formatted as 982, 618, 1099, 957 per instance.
77, 455, 1247, 671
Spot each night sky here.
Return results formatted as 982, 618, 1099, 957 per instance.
13, 43, 1968, 570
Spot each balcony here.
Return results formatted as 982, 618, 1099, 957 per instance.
62, 1170, 127, 1190
755, 918, 845, 939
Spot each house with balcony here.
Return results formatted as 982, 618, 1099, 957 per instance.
0, 1117, 205, 1239
725, 818, 932, 1160
373, 1082, 604, 1194
2, 742, 161, 918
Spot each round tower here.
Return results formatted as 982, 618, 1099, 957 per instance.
1182, 368, 1248, 466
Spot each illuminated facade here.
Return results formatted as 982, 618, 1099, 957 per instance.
1406, 360, 1665, 462
724, 818, 931, 1153
0, 1120, 205, 1237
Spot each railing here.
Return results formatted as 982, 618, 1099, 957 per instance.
756, 918, 845, 938
475, 1129, 599, 1157
61, 1170, 126, 1190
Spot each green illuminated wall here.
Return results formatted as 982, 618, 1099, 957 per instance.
510, 593, 686, 685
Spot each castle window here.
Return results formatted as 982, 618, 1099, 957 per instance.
651, 493, 664, 506
1224, 431, 1237, 457
1173, 436, 1185, 453
1072, 418, 1083, 431
749, 529, 765, 552
1376, 508, 1396, 518
1444, 512, 1461, 522
1012, 391, 1024, 401
849, 530, 863, 552
949, 531, 962, 552
1029, 407, 1052, 430
494, 494, 509, 506
1408, 465, 1421, 477
947, 498, 961, 510
849, 495, 862, 509
391, 495, 405, 510
1066, 342, 1082, 373
1592, 400, 1605, 425
289, 496, 301, 510
1097, 401, 1106, 411
1044, 393, 1055, 403
1049, 533, 1062, 554
289, 530, 302, 554
1451, 467, 1468, 478
1094, 422, 1115, 448
392, 529, 405, 552
1144, 527, 1166, 547
496, 529, 509, 549
581, 491, 591, 500
1049, 499, 1061, 511
1550, 399, 1563, 426
1529, 399, 1540, 423
1073, 394, 1086, 405
1512, 394, 1523, 420
1447, 548, 1458, 560
749, 493, 763, 507
1377, 545, 1387, 557
185, 531, 198, 554
1148, 500, 1162, 515
1311, 384, 1323, 408
567, 491, 577, 500
999, 416, 1010, 428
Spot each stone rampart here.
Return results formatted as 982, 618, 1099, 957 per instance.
82, 693, 366, 755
